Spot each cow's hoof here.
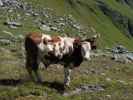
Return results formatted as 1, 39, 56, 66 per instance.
36, 79, 43, 84
64, 84, 71, 90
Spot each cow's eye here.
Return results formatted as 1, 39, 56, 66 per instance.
53, 44, 56, 48
43, 39, 47, 44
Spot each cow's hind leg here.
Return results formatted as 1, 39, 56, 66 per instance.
26, 64, 34, 81
33, 68, 42, 83
26, 55, 42, 83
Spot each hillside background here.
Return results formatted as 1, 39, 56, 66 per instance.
0, 0, 133, 100
0, 0, 133, 49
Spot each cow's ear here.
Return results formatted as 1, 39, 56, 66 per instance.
74, 37, 81, 44
73, 38, 81, 49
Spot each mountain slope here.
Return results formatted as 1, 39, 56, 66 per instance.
25, 0, 133, 49
0, 1, 133, 100
0, 0, 133, 49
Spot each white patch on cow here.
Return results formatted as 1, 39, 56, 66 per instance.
63, 37, 75, 55
37, 41, 45, 51
46, 44, 54, 52
42, 34, 52, 40
37, 34, 53, 53
81, 42, 91, 60
53, 37, 64, 58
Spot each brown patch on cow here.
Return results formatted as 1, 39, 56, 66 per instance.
50, 36, 61, 43
43, 36, 61, 45
27, 32, 42, 44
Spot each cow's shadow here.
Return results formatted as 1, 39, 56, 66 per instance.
0, 79, 23, 86
40, 81, 65, 94
0, 79, 65, 94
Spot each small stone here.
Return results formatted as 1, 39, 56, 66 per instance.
106, 78, 111, 81
4, 20, 22, 28
50, 26, 58, 31
106, 94, 111, 98
40, 24, 51, 31
0, 0, 3, 6
0, 39, 11, 45
101, 72, 106, 76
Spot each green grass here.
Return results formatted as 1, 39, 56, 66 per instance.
0, 0, 133, 99
21, 0, 133, 49
0, 0, 133, 49
0, 54, 133, 100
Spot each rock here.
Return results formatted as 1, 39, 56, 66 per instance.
0, 39, 11, 45
40, 24, 51, 31
25, 12, 31, 16
4, 20, 22, 28
126, 53, 133, 61
58, 22, 65, 26
63, 84, 105, 96
32, 12, 39, 16
106, 45, 133, 63
72, 24, 81, 30
0, 0, 22, 8
106, 95, 111, 98
101, 72, 106, 76
106, 77, 111, 81
117, 80, 127, 85
50, 26, 59, 31
80, 84, 105, 92
112, 45, 128, 53
0, 0, 3, 6
17, 34, 24, 40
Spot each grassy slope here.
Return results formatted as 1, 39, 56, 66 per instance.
0, 0, 133, 100
0, 54, 133, 100
0, 0, 132, 49
25, 0, 133, 49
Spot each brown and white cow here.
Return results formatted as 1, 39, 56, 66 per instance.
25, 32, 99, 86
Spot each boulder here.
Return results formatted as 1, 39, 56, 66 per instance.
0, 0, 3, 6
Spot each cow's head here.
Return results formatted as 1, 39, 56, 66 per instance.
73, 38, 91, 61
73, 34, 100, 61
83, 34, 100, 50
81, 42, 91, 60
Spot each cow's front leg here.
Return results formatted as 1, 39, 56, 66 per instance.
64, 67, 72, 87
